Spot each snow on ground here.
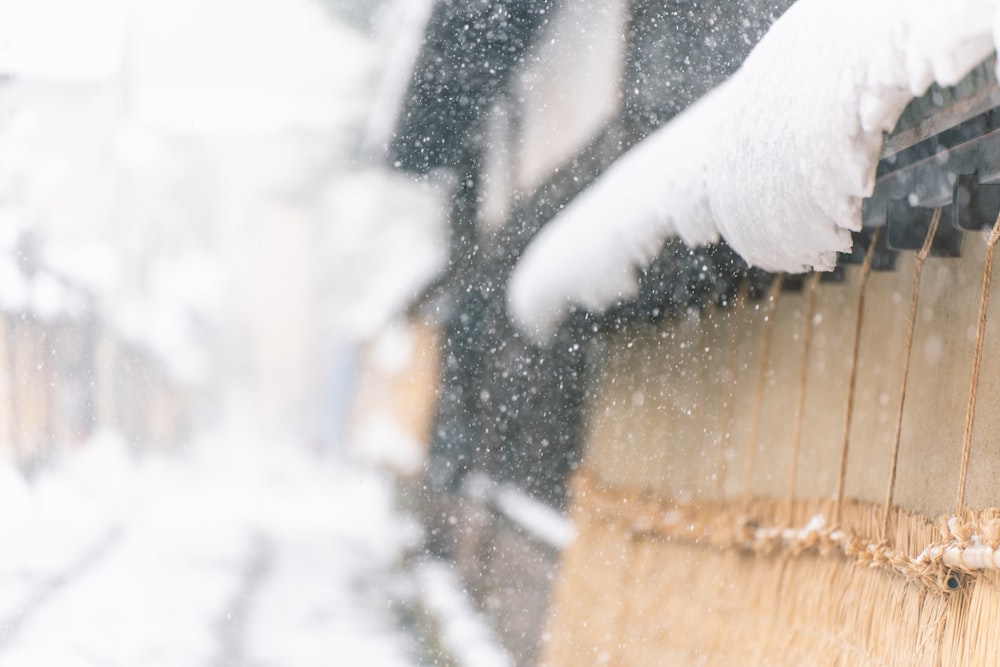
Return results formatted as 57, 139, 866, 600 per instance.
0, 424, 423, 667
413, 562, 513, 667
508, 0, 1000, 342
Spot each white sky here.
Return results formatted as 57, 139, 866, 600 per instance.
0, 0, 375, 131
0, 0, 130, 82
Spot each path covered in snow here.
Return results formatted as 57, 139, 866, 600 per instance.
0, 424, 423, 667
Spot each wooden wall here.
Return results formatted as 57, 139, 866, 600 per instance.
544, 228, 1000, 664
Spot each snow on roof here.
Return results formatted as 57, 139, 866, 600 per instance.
321, 168, 450, 341
363, 0, 438, 153
508, 0, 999, 342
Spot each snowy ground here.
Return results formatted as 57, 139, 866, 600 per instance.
0, 422, 429, 667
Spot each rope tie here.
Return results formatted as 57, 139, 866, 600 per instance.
834, 229, 880, 528
573, 469, 979, 592
787, 272, 821, 524
742, 273, 785, 515
613, 529, 639, 665
694, 308, 713, 498
882, 210, 941, 541
716, 278, 750, 500
955, 215, 1000, 516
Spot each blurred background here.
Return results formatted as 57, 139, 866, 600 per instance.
0, 0, 458, 665
0, 0, 447, 441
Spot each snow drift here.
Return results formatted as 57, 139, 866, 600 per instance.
508, 0, 1000, 342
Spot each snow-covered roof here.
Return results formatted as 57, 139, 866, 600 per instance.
508, 0, 1000, 342
363, 0, 438, 153
321, 168, 449, 341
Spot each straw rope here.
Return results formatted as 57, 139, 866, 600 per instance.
568, 470, 1000, 594
690, 307, 713, 499
612, 535, 640, 666
883, 210, 941, 540
787, 272, 820, 524
742, 273, 784, 514
956, 216, 1000, 515
834, 230, 880, 528
716, 278, 750, 499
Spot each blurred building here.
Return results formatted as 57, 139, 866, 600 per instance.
0, 0, 383, 456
